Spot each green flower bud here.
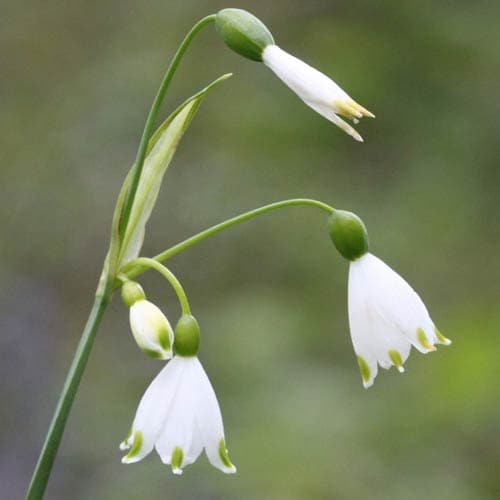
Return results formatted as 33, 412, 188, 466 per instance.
329, 210, 369, 261
174, 315, 200, 357
215, 8, 274, 62
121, 281, 146, 307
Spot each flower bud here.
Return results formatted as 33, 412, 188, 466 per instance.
215, 8, 274, 62
329, 210, 369, 261
174, 314, 200, 357
128, 298, 174, 360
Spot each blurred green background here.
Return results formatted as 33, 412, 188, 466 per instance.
2, 0, 499, 498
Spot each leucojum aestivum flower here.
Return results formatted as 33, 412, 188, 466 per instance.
25, 8, 450, 497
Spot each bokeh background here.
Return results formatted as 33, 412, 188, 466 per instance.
2, 0, 499, 498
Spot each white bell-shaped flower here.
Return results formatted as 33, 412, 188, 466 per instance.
262, 45, 374, 142
120, 315, 236, 475
348, 253, 451, 388
120, 356, 236, 474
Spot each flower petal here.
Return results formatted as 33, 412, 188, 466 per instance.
359, 254, 438, 352
121, 359, 183, 464
155, 358, 203, 474
262, 44, 371, 141
191, 358, 236, 473
308, 102, 364, 142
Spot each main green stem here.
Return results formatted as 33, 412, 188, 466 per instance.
118, 14, 216, 236
121, 199, 334, 280
26, 16, 216, 499
26, 276, 113, 500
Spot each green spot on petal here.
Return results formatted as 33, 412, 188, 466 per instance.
357, 356, 371, 384
125, 431, 143, 459
171, 447, 183, 471
218, 439, 234, 469
158, 327, 171, 351
388, 350, 404, 372
417, 328, 436, 351
435, 327, 451, 345
142, 347, 168, 359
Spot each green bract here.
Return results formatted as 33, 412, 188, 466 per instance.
174, 315, 200, 357
121, 281, 146, 307
107, 74, 231, 277
215, 8, 274, 62
329, 210, 369, 261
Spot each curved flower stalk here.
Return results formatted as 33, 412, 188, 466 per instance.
215, 8, 374, 141
121, 315, 236, 475
329, 210, 451, 387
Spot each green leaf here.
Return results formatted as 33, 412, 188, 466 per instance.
107, 73, 231, 277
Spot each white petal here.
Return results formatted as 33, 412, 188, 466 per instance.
348, 260, 378, 387
155, 358, 203, 474
307, 102, 363, 142
360, 254, 437, 352
263, 45, 348, 105
191, 358, 236, 474
121, 359, 183, 463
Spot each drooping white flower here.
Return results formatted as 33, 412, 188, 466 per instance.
348, 253, 451, 388
262, 45, 374, 142
120, 355, 236, 474
214, 9, 373, 141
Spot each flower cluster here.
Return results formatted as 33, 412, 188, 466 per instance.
118, 8, 451, 479
121, 285, 236, 475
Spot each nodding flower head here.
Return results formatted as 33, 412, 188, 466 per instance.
347, 253, 451, 388
121, 315, 236, 475
215, 8, 373, 141
328, 211, 451, 387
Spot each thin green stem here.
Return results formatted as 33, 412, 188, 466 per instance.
119, 14, 216, 236
121, 258, 191, 315
121, 199, 334, 280
26, 275, 114, 500
26, 18, 216, 497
